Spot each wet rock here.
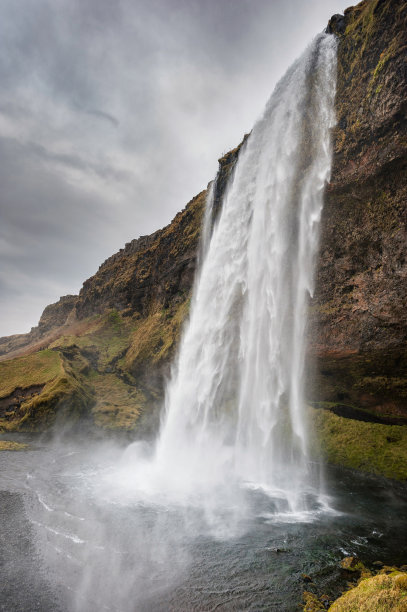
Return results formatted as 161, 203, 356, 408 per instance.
309, 0, 407, 426
326, 14, 346, 35
269, 547, 289, 553
302, 573, 313, 583
302, 591, 325, 611
319, 594, 331, 609
340, 556, 360, 571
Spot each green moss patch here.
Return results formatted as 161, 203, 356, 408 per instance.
328, 572, 407, 611
309, 406, 407, 480
0, 440, 29, 451
91, 372, 146, 431
0, 347, 94, 432
125, 298, 190, 373
50, 310, 134, 371
0, 349, 63, 398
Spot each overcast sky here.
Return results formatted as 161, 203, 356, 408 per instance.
0, 0, 349, 337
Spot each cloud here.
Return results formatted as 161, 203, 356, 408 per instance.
83, 108, 120, 127
0, 0, 349, 336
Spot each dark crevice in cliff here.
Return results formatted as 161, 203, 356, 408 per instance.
313, 402, 407, 425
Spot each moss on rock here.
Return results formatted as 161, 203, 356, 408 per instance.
328, 572, 407, 611
309, 405, 407, 480
0, 347, 94, 431
0, 440, 29, 451
91, 372, 146, 431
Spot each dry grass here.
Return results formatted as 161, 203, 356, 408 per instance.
328, 572, 407, 611
0, 440, 28, 451
91, 372, 145, 431
0, 349, 63, 398
125, 299, 190, 371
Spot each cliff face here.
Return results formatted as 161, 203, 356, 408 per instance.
310, 0, 407, 419
0, 0, 406, 477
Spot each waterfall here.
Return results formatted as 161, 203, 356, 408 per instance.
154, 33, 337, 512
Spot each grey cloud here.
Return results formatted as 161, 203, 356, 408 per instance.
0, 0, 349, 336
24, 140, 132, 184
84, 109, 120, 127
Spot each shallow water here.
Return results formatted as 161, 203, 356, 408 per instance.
0, 435, 406, 611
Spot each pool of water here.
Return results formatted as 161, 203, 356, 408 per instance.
1, 434, 406, 611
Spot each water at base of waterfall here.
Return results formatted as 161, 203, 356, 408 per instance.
1, 436, 407, 612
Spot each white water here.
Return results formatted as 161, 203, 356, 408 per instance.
150, 33, 337, 512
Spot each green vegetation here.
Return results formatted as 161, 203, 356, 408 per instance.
342, 0, 382, 77
91, 372, 145, 431
18, 357, 93, 430
303, 558, 407, 612
125, 298, 190, 372
328, 572, 407, 611
0, 346, 93, 432
333, 0, 406, 159
303, 591, 326, 611
309, 406, 407, 480
50, 310, 134, 371
0, 440, 28, 451
0, 349, 62, 397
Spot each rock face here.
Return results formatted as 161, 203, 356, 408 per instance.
38, 295, 78, 334
309, 0, 407, 418
0, 295, 78, 358
0, 0, 406, 477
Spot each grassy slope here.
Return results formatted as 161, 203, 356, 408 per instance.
0, 305, 189, 433
0, 347, 94, 432
49, 310, 148, 431
0, 441, 29, 451
0, 349, 62, 396
124, 298, 190, 373
2, 308, 407, 480
309, 406, 407, 480
91, 372, 146, 431
328, 572, 407, 612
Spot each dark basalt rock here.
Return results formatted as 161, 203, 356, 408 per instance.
326, 14, 346, 35
309, 0, 407, 419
